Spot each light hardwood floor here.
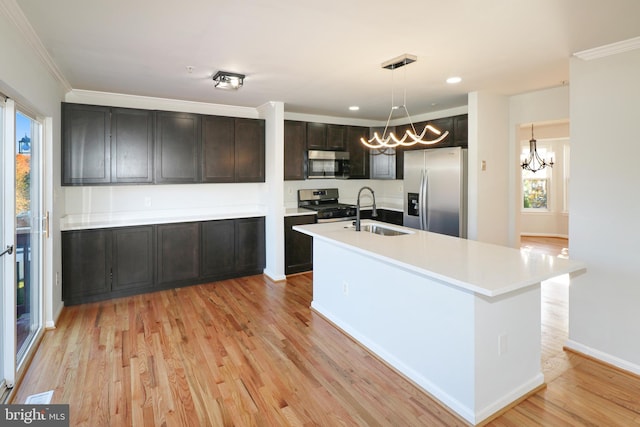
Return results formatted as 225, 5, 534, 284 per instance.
12, 238, 640, 426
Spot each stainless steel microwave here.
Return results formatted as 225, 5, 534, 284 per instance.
307, 150, 350, 179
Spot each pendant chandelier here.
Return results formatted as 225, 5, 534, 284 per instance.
361, 54, 449, 149
521, 124, 554, 173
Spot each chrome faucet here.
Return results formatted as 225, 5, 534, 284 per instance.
355, 186, 377, 231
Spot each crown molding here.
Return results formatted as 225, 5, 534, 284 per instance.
0, 0, 72, 92
573, 36, 640, 61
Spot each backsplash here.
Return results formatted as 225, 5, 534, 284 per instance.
283, 179, 403, 210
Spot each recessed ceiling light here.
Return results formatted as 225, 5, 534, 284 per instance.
349, 106, 360, 111
446, 76, 462, 84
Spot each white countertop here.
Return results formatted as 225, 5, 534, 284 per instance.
294, 220, 586, 297
61, 205, 267, 230
284, 208, 318, 217
284, 205, 401, 217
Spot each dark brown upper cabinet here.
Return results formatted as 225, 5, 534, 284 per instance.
154, 111, 201, 184
63, 103, 265, 186
62, 103, 111, 185
306, 122, 327, 150
284, 120, 307, 180
326, 124, 346, 150
346, 126, 370, 179
453, 114, 469, 148
202, 115, 235, 182
234, 118, 265, 182
111, 108, 154, 183
201, 116, 265, 183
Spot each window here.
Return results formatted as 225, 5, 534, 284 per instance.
522, 146, 553, 210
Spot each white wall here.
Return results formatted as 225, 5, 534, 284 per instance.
567, 48, 640, 374
468, 92, 510, 245
0, 3, 67, 327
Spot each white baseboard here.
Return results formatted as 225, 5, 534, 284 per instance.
565, 339, 640, 376
45, 302, 64, 330
263, 269, 286, 282
520, 232, 569, 239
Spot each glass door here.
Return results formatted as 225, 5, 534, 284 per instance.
1, 97, 17, 395
1, 97, 44, 398
15, 110, 42, 363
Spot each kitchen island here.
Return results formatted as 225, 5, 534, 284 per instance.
294, 220, 586, 425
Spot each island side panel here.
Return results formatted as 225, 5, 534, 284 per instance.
310, 238, 478, 423
473, 285, 544, 422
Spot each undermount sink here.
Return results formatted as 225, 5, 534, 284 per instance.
360, 224, 412, 236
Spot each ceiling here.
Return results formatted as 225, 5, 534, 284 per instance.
14, 0, 640, 121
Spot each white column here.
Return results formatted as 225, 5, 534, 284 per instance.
258, 101, 286, 281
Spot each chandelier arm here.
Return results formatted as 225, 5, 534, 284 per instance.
412, 131, 450, 145
361, 137, 401, 149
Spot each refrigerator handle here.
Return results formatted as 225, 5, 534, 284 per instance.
418, 170, 424, 230
422, 169, 429, 231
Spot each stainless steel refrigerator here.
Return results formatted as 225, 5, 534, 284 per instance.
403, 147, 467, 238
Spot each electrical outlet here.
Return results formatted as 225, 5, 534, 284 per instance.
342, 281, 349, 296
144, 197, 152, 207
499, 334, 508, 355
55, 272, 60, 287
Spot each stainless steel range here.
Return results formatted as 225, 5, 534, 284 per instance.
298, 188, 356, 222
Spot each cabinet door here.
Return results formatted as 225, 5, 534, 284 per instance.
326, 124, 346, 150
112, 226, 155, 291
346, 126, 370, 179
235, 118, 265, 182
62, 229, 112, 302
425, 117, 454, 147
370, 148, 396, 179
155, 111, 201, 183
284, 215, 316, 275
62, 103, 111, 185
156, 222, 200, 285
235, 217, 265, 274
111, 108, 154, 183
378, 209, 403, 226
284, 120, 307, 180
369, 126, 396, 179
202, 115, 235, 182
453, 114, 468, 148
306, 122, 327, 150
201, 219, 236, 278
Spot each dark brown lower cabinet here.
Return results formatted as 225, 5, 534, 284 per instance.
156, 222, 200, 286
358, 208, 403, 226
235, 217, 266, 273
62, 228, 112, 302
62, 217, 265, 305
112, 226, 155, 291
284, 215, 316, 275
201, 219, 236, 278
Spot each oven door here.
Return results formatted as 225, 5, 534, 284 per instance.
308, 151, 350, 179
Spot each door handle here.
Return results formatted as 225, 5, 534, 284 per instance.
0, 245, 14, 257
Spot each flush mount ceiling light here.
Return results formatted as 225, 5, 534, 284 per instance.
212, 71, 245, 90
521, 124, 554, 173
361, 54, 449, 149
